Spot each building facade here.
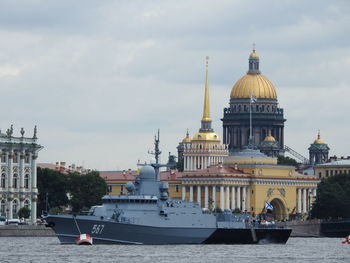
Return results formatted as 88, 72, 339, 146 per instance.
180, 149, 319, 220
177, 57, 228, 171
314, 157, 350, 179
221, 49, 286, 155
0, 125, 43, 223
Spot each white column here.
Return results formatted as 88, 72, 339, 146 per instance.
189, 186, 193, 202
242, 186, 246, 212
313, 188, 317, 198
297, 188, 302, 213
8, 199, 13, 220
247, 187, 251, 213
197, 186, 201, 206
231, 186, 236, 210
220, 186, 224, 210
302, 188, 307, 213
8, 152, 13, 188
31, 200, 37, 224
182, 186, 186, 200
226, 186, 230, 210
20, 152, 25, 189
212, 186, 216, 210
204, 186, 208, 208
184, 156, 187, 171
237, 186, 241, 210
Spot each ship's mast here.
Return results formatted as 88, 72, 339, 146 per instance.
153, 129, 161, 181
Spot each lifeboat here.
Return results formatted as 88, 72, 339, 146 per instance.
341, 235, 350, 244
76, 234, 93, 245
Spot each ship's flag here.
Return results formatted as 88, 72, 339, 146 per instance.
265, 201, 273, 210
250, 93, 257, 103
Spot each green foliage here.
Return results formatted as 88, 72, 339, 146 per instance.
311, 174, 350, 219
277, 155, 299, 167
37, 168, 107, 215
37, 167, 69, 215
49, 207, 62, 215
18, 207, 31, 219
67, 171, 107, 213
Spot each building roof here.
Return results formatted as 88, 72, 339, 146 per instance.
316, 159, 350, 167
101, 170, 183, 182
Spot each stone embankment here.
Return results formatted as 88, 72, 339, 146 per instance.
280, 219, 321, 237
0, 225, 55, 237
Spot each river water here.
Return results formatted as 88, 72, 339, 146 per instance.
0, 237, 348, 263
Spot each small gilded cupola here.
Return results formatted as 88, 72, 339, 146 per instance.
248, 44, 260, 74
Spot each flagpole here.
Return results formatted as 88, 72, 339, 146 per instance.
249, 93, 253, 148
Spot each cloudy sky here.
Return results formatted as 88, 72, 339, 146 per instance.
0, 0, 349, 170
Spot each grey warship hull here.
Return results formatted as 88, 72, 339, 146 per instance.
46, 215, 291, 244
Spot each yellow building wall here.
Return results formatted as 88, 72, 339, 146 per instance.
250, 184, 297, 217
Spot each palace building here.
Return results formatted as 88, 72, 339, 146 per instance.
221, 48, 285, 155
0, 125, 43, 223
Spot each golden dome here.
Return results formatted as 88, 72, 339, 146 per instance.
249, 49, 259, 59
314, 131, 325, 144
182, 130, 191, 143
230, 74, 277, 99
264, 130, 276, 142
192, 132, 220, 142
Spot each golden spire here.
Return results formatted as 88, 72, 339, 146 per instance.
202, 56, 211, 122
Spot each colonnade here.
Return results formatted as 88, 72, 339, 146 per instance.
183, 155, 225, 171
296, 188, 317, 214
182, 185, 250, 212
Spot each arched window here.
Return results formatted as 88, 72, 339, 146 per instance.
12, 199, 18, 219
13, 174, 18, 189
24, 199, 30, 209
1, 173, 6, 188
24, 174, 30, 189
0, 200, 5, 216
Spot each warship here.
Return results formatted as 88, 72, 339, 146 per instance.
44, 133, 291, 245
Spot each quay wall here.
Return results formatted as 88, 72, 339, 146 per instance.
0, 225, 55, 237
280, 219, 321, 237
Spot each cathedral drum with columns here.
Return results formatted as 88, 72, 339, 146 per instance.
0, 125, 43, 223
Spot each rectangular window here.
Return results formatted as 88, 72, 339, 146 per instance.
107, 185, 112, 193
120, 185, 124, 195
175, 185, 179, 193
1, 154, 6, 163
331, 170, 334, 176
326, 170, 329, 177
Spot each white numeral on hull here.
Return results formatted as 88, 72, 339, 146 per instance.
91, 224, 105, 234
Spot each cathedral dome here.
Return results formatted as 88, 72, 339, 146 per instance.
313, 131, 325, 144
230, 74, 277, 99
230, 48, 277, 99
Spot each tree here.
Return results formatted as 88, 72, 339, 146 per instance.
277, 155, 299, 167
37, 167, 69, 216
18, 207, 30, 219
67, 171, 107, 212
311, 174, 350, 219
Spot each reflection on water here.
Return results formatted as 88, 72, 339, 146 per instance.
0, 237, 349, 263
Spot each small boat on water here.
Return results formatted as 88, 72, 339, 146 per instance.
76, 234, 93, 245
342, 235, 350, 244
44, 134, 291, 245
